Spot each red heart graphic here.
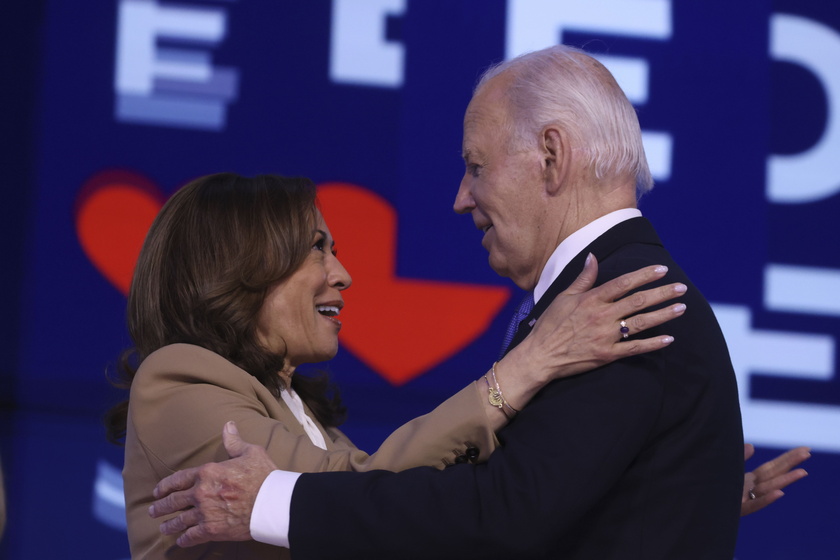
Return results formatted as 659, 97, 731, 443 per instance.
318, 183, 510, 385
76, 170, 165, 296
75, 173, 510, 385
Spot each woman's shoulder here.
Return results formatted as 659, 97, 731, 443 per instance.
135, 343, 252, 388
143, 342, 229, 366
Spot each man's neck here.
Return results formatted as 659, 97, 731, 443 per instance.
533, 208, 642, 304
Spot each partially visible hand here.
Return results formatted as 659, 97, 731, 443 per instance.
149, 421, 278, 547
513, 254, 686, 383
741, 443, 810, 516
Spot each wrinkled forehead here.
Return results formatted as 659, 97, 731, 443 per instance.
462, 84, 511, 149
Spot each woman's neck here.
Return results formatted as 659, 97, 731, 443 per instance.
278, 364, 295, 389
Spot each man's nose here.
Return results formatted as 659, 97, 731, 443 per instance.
453, 180, 474, 214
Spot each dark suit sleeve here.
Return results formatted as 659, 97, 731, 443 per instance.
290, 360, 665, 558
288, 246, 742, 560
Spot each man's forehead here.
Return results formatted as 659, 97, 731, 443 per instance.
461, 121, 491, 160
464, 88, 501, 125
462, 90, 507, 153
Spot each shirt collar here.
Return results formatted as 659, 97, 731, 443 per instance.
534, 208, 642, 304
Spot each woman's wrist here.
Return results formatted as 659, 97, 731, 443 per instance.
502, 340, 555, 388
493, 348, 550, 411
482, 363, 519, 419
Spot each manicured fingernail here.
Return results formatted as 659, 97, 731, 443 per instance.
674, 284, 687, 293
585, 253, 593, 266
661, 336, 674, 344
655, 265, 668, 274
673, 303, 686, 313
148, 505, 155, 517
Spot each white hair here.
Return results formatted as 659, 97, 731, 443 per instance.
476, 45, 654, 194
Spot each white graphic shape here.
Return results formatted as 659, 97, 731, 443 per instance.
713, 303, 839, 453
330, 0, 406, 87
92, 460, 127, 530
768, 14, 840, 203
114, 0, 238, 130
766, 264, 840, 317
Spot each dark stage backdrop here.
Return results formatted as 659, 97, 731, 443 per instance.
1, 1, 839, 558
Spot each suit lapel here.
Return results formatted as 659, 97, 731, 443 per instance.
504, 217, 663, 354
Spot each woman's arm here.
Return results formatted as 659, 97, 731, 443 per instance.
132, 256, 686, 478
128, 345, 491, 475
327, 253, 688, 469
479, 255, 686, 430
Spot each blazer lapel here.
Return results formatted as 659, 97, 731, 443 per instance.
504, 217, 663, 354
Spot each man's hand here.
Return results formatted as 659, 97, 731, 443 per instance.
149, 421, 278, 547
741, 443, 810, 516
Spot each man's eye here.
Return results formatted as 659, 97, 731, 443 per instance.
466, 164, 481, 177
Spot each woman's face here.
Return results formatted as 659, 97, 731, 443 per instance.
255, 212, 352, 368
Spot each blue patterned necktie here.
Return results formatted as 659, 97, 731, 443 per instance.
500, 291, 535, 357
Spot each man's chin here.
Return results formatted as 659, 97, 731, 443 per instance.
487, 254, 509, 278
488, 257, 535, 290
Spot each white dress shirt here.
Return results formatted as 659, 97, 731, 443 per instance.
534, 208, 641, 304
250, 208, 642, 548
251, 388, 324, 547
280, 388, 328, 451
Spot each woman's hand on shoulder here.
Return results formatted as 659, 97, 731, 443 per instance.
512, 254, 687, 384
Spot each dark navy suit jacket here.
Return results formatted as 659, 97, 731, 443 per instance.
289, 217, 744, 559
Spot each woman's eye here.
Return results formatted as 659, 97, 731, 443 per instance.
312, 238, 326, 252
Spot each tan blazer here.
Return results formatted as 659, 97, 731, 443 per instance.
124, 343, 498, 559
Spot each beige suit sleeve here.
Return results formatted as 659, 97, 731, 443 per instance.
323, 380, 498, 471
129, 345, 498, 478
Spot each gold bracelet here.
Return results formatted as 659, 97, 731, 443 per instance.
485, 362, 518, 418
484, 374, 511, 419
491, 362, 520, 416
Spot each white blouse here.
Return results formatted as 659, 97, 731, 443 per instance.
279, 387, 328, 450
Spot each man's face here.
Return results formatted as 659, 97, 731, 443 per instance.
454, 79, 553, 290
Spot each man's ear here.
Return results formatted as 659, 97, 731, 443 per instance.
541, 126, 570, 196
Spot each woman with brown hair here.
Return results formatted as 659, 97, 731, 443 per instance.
109, 172, 684, 559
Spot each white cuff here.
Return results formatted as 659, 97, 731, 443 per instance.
250, 470, 302, 548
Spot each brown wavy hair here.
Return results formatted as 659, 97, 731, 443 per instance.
105, 173, 345, 443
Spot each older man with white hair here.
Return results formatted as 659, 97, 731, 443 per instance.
149, 45, 811, 558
